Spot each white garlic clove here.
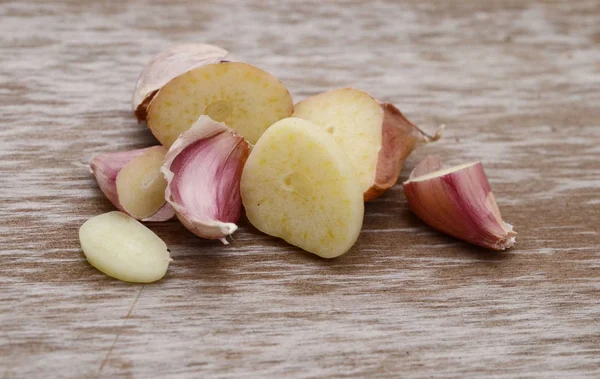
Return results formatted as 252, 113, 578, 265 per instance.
132, 43, 231, 122
161, 116, 251, 244
90, 146, 175, 221
403, 158, 516, 250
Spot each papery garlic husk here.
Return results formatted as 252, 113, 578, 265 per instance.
161, 116, 251, 244
90, 146, 175, 222
408, 154, 443, 180
132, 43, 230, 122
367, 103, 444, 200
403, 157, 516, 250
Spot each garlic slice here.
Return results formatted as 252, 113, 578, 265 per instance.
132, 43, 230, 122
90, 146, 174, 221
403, 157, 516, 250
161, 116, 251, 244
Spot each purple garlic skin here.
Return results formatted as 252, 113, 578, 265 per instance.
403, 158, 516, 251
162, 116, 251, 244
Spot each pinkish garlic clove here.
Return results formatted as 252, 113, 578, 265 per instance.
161, 116, 251, 244
132, 43, 231, 122
403, 157, 516, 250
90, 146, 175, 221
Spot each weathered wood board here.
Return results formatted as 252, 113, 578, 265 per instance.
1, 0, 599, 377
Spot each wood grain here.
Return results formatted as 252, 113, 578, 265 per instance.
1, 0, 599, 378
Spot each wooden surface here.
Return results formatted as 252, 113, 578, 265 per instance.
1, 0, 599, 378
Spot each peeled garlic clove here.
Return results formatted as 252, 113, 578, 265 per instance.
132, 43, 230, 122
90, 146, 175, 221
161, 116, 251, 244
403, 158, 516, 250
79, 211, 172, 283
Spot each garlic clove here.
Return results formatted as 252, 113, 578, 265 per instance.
90, 146, 175, 221
80, 211, 172, 283
132, 43, 230, 122
161, 115, 251, 244
403, 158, 516, 250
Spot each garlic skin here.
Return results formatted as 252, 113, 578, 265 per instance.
366, 103, 444, 200
403, 158, 516, 250
90, 147, 175, 222
161, 116, 251, 244
408, 154, 442, 180
132, 43, 230, 122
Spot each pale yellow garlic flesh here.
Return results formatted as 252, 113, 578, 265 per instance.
116, 146, 170, 220
293, 88, 383, 196
147, 62, 293, 147
403, 158, 516, 250
79, 212, 172, 283
161, 116, 250, 244
293, 88, 443, 201
241, 117, 364, 258
132, 43, 230, 122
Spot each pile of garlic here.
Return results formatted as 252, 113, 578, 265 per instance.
80, 43, 515, 283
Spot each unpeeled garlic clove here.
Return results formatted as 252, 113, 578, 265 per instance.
161, 116, 251, 244
90, 146, 175, 222
403, 157, 516, 250
132, 43, 231, 122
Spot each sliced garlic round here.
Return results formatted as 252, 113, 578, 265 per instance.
241, 117, 364, 258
